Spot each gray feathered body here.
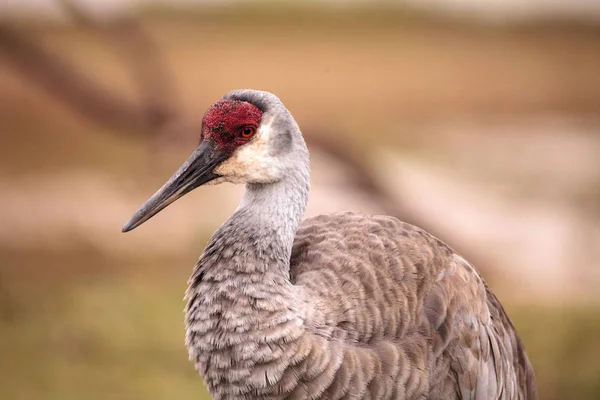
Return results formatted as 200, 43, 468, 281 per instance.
185, 212, 537, 399
183, 89, 537, 400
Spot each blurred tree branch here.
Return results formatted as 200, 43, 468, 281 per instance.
0, 23, 150, 133
57, 0, 178, 128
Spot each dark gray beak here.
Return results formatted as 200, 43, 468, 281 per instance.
122, 140, 226, 233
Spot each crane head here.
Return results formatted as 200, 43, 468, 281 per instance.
122, 89, 302, 232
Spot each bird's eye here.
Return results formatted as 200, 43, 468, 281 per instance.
240, 126, 256, 139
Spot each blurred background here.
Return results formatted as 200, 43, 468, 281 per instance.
1, 0, 599, 399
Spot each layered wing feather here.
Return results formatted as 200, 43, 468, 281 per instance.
288, 212, 537, 400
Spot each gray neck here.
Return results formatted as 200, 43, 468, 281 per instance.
185, 160, 312, 398
225, 163, 310, 271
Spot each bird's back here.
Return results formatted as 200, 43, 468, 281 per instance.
289, 212, 537, 399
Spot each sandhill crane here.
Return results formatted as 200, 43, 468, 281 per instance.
123, 89, 537, 400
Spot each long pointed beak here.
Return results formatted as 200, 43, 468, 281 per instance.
122, 140, 226, 233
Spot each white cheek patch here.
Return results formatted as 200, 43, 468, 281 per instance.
213, 118, 283, 184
